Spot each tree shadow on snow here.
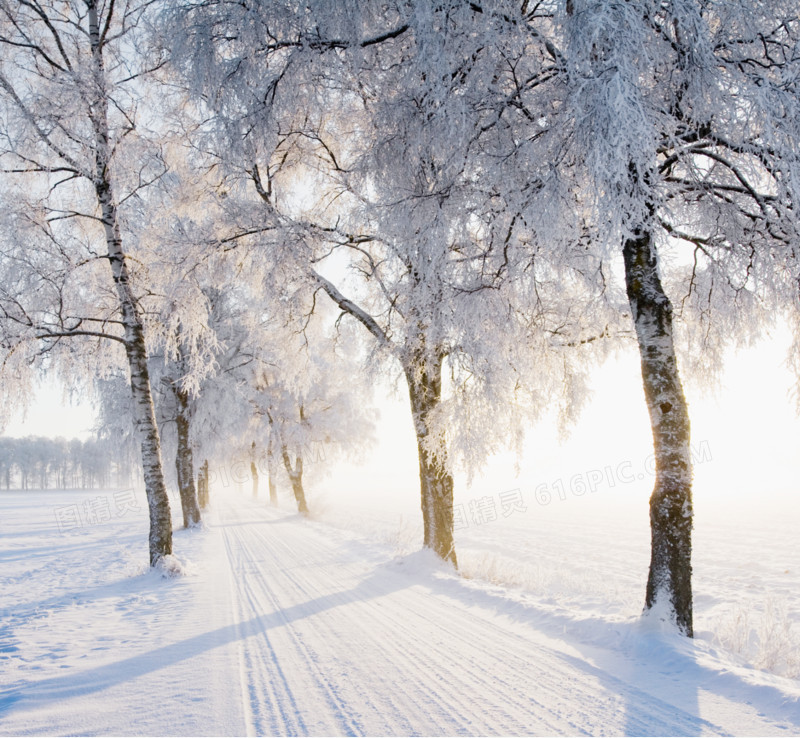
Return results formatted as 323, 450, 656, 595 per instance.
0, 558, 409, 715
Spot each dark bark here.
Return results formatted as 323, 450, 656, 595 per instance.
623, 228, 693, 637
281, 447, 309, 514
405, 354, 457, 568
174, 387, 202, 528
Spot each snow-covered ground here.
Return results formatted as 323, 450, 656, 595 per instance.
1, 485, 798, 736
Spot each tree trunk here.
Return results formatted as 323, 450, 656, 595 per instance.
250, 441, 259, 499
174, 386, 202, 528
88, 2, 171, 566
250, 461, 259, 498
405, 355, 457, 568
623, 229, 693, 637
120, 326, 173, 564
281, 447, 308, 514
197, 460, 209, 509
266, 434, 278, 505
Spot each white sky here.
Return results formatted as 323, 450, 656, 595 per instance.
4, 382, 96, 440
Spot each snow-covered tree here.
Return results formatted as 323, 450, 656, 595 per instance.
0, 1, 173, 565
0, 433, 129, 489
166, 0, 609, 567
557, 0, 800, 635
171, 259, 375, 516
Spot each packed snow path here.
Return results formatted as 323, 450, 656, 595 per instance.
217, 495, 796, 736
1, 489, 798, 736
220, 499, 701, 736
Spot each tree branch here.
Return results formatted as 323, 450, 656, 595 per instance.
311, 270, 394, 352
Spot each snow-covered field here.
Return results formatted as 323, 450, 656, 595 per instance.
1, 484, 798, 736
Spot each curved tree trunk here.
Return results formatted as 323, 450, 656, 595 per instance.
405, 355, 457, 568
281, 447, 308, 514
623, 228, 693, 636
174, 386, 202, 528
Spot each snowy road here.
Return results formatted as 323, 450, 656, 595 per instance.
221, 501, 684, 735
216, 495, 795, 736
1, 489, 798, 736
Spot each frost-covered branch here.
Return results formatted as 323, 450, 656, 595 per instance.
311, 270, 394, 353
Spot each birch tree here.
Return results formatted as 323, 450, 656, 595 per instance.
173, 261, 375, 516
315, 4, 608, 565
558, 0, 800, 635
152, 349, 204, 529
166, 0, 609, 565
0, 1, 173, 565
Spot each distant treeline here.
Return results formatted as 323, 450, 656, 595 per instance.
0, 436, 136, 490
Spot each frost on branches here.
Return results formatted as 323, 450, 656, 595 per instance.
166, 0, 611, 566
562, 0, 800, 634
2, 0, 798, 630
0, 1, 175, 565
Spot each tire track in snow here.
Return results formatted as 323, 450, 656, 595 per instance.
215, 496, 730, 736
220, 507, 308, 736
234, 520, 460, 734
223, 527, 294, 735
231, 505, 541, 733
235, 545, 364, 735
240, 510, 703, 735
256, 522, 569, 734
220, 503, 501, 734
223, 533, 257, 738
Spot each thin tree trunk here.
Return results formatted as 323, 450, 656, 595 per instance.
88, 2, 171, 566
250, 441, 259, 499
405, 355, 457, 568
174, 386, 202, 528
266, 434, 278, 505
623, 228, 693, 636
119, 324, 172, 564
281, 447, 308, 514
251, 461, 259, 498
197, 460, 209, 509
